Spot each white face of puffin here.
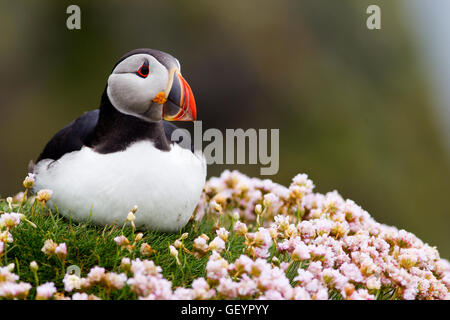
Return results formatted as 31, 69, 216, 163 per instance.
107, 54, 169, 121
106, 52, 196, 123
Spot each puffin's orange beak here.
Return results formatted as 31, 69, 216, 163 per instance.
162, 71, 197, 121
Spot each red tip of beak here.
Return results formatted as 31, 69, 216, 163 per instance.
165, 73, 197, 121
179, 73, 197, 121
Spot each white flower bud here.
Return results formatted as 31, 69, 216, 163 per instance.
180, 233, 189, 240
174, 240, 182, 249
135, 233, 144, 242
37, 189, 53, 203
23, 174, 35, 189
30, 261, 39, 272
126, 212, 136, 222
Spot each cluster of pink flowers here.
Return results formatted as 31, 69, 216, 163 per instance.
0, 211, 22, 259
41, 239, 68, 260
36, 282, 57, 300
62, 265, 127, 296
0, 264, 32, 299
0, 208, 31, 299
192, 170, 450, 300
0, 212, 21, 229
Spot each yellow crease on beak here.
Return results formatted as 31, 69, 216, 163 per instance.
164, 68, 178, 97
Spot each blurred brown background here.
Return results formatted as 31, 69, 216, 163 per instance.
0, 1, 449, 257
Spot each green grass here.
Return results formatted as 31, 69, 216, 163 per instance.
0, 198, 245, 300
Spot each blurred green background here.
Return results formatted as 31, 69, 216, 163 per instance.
0, 1, 449, 257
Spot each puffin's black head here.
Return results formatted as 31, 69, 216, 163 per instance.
106, 48, 196, 122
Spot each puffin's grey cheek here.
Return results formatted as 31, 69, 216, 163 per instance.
107, 75, 149, 115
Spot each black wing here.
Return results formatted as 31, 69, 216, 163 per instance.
37, 110, 193, 163
37, 110, 100, 163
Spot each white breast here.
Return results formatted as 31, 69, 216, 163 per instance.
33, 141, 206, 232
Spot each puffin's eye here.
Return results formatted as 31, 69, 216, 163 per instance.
137, 61, 149, 78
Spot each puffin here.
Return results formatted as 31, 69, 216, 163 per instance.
31, 48, 206, 232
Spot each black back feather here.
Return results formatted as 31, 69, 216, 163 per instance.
37, 110, 99, 163
36, 92, 191, 163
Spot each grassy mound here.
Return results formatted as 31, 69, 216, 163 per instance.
0, 170, 449, 300
1, 198, 245, 300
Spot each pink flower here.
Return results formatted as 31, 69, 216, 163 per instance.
315, 288, 329, 300
293, 287, 312, 300
209, 237, 226, 252
237, 275, 257, 297
41, 239, 58, 256
206, 252, 229, 281
0, 231, 13, 243
114, 235, 129, 247
130, 259, 162, 277
55, 243, 67, 259
36, 282, 57, 300
23, 173, 35, 189
0, 265, 19, 282
173, 287, 194, 300
217, 278, 239, 298
191, 277, 215, 299
131, 276, 173, 300
36, 189, 53, 203
298, 220, 315, 238
291, 173, 314, 194
0, 212, 21, 229
263, 193, 279, 208
71, 292, 89, 300
105, 272, 127, 289
340, 263, 364, 283
256, 264, 293, 298
294, 269, 314, 284
216, 228, 229, 242
259, 290, 283, 300
0, 281, 31, 299
292, 242, 311, 260
307, 261, 323, 276
193, 236, 209, 253
349, 289, 375, 300
72, 293, 101, 300
63, 274, 82, 292
232, 255, 254, 274
234, 221, 248, 235
87, 266, 106, 284
322, 268, 349, 290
